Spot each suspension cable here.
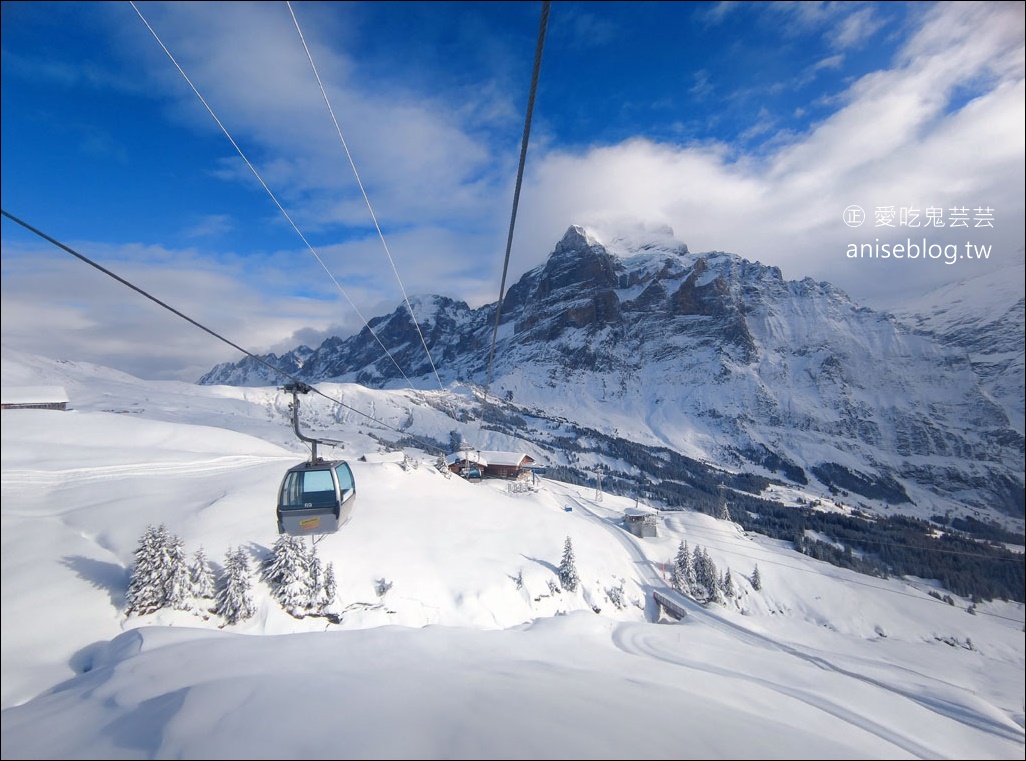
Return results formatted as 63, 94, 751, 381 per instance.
485, 0, 550, 391
0, 209, 447, 456
286, 0, 450, 398
129, 0, 416, 389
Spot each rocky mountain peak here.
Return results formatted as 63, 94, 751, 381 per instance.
554, 224, 601, 255
196, 225, 1024, 527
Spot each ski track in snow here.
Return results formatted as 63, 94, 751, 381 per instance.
0, 455, 294, 491
613, 619, 940, 758
556, 487, 666, 616
557, 483, 954, 754
610, 593, 1025, 751
559, 490, 657, 568
545, 483, 1025, 750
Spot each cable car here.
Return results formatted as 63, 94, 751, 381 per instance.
277, 459, 356, 536
276, 382, 356, 536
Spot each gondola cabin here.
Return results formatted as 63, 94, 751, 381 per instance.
276, 459, 356, 536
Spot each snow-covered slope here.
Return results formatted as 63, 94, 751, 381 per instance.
1, 349, 1023, 759
892, 259, 1025, 435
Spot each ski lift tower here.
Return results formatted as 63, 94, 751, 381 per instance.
594, 464, 604, 502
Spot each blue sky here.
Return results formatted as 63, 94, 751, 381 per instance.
2, 1, 1023, 380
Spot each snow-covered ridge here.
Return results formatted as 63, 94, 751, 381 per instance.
196, 225, 1024, 531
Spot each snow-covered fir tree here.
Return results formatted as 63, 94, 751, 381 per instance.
558, 536, 579, 592
321, 561, 337, 612
306, 545, 328, 612
688, 543, 707, 601
189, 546, 217, 603
690, 545, 721, 603
263, 534, 311, 615
216, 546, 256, 625
703, 548, 723, 603
125, 523, 190, 616
751, 563, 763, 591
125, 524, 170, 615
163, 531, 192, 611
720, 567, 736, 602
717, 499, 732, 522
671, 540, 694, 595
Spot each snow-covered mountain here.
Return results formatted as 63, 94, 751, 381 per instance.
892, 260, 1026, 437
199, 225, 1025, 531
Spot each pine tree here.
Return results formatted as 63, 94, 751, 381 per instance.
264, 534, 311, 615
321, 561, 337, 612
125, 523, 196, 616
189, 546, 217, 602
125, 524, 169, 615
305, 545, 327, 612
163, 531, 192, 611
216, 546, 256, 625
720, 567, 736, 601
689, 543, 706, 601
717, 499, 731, 522
558, 536, 579, 592
704, 549, 723, 603
671, 540, 693, 594
691, 545, 721, 603
751, 563, 762, 591
670, 541, 683, 592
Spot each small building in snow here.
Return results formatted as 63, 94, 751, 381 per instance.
445, 450, 540, 480
479, 450, 539, 480
1, 386, 70, 411
623, 506, 658, 538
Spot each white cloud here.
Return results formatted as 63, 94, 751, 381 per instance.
811, 53, 845, 73
127, 0, 514, 236
0, 237, 353, 381
830, 6, 884, 50
183, 213, 235, 239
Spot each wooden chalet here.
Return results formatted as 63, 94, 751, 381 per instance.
445, 450, 540, 480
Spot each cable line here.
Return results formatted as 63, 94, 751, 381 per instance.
0, 209, 447, 457
286, 0, 449, 399
456, 0, 552, 458
129, 0, 416, 389
486, 0, 550, 391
